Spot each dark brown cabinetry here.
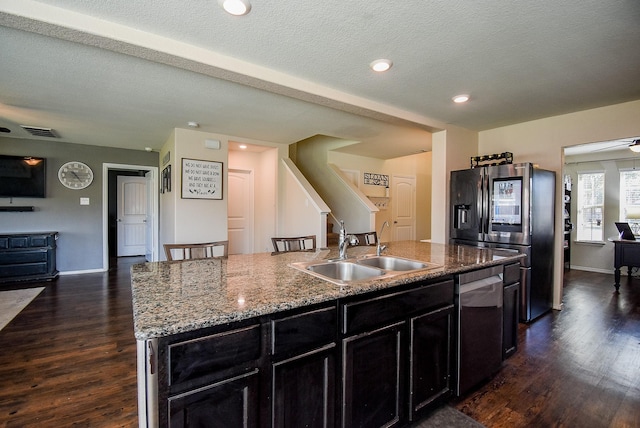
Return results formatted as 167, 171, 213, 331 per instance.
159, 322, 263, 428
502, 262, 520, 359
342, 322, 405, 428
270, 306, 337, 428
340, 278, 454, 427
168, 370, 260, 428
0, 232, 58, 284
150, 276, 463, 428
409, 305, 454, 417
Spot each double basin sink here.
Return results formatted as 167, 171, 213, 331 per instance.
290, 255, 441, 286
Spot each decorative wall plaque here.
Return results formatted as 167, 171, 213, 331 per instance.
181, 158, 223, 200
363, 172, 389, 187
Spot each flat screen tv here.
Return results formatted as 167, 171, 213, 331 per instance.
0, 155, 46, 198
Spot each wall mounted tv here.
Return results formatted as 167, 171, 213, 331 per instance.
0, 155, 46, 198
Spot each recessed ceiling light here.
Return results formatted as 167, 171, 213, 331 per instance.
370, 59, 393, 73
239, 144, 247, 149
219, 0, 251, 16
452, 94, 470, 103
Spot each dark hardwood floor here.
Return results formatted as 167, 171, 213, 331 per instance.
1, 261, 638, 427
0, 257, 142, 428
453, 269, 640, 428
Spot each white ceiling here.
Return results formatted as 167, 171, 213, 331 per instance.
1, 0, 640, 159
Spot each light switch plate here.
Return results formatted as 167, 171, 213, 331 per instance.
80, 197, 90, 205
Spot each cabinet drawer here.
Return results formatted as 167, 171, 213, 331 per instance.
620, 245, 640, 265
342, 280, 454, 335
168, 324, 261, 387
503, 262, 520, 285
0, 249, 48, 264
0, 262, 49, 277
29, 235, 54, 247
271, 305, 337, 357
8, 236, 29, 248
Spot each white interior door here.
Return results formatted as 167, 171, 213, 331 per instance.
117, 176, 147, 256
228, 169, 254, 254
392, 175, 416, 241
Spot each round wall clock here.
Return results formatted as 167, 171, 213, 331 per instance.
58, 161, 94, 190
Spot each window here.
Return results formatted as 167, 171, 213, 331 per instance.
620, 170, 640, 236
577, 171, 604, 241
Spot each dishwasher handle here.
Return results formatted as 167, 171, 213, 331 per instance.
457, 265, 503, 285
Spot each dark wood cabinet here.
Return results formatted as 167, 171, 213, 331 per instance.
271, 306, 337, 428
158, 322, 264, 428
502, 262, 520, 359
168, 369, 260, 428
272, 345, 335, 428
408, 304, 454, 421
340, 278, 454, 428
342, 322, 404, 428
147, 276, 465, 428
0, 232, 58, 284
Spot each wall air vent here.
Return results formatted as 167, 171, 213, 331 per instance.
20, 126, 59, 138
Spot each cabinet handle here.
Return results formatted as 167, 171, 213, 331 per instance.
148, 341, 156, 375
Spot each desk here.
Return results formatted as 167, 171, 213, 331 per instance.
611, 239, 640, 291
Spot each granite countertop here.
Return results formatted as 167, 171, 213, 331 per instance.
131, 241, 524, 340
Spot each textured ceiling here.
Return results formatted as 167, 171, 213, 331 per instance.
1, 0, 640, 158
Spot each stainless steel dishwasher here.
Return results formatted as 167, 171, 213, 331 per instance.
456, 265, 504, 396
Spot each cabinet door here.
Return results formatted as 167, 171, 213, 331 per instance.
503, 282, 519, 359
409, 305, 454, 420
342, 322, 404, 428
168, 370, 259, 428
272, 345, 335, 428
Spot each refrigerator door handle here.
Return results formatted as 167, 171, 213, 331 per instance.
482, 172, 490, 235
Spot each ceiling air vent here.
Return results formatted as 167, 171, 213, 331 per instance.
20, 126, 59, 138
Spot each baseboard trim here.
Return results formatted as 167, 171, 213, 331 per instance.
569, 265, 613, 275
59, 268, 107, 276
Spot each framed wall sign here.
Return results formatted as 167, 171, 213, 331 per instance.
363, 172, 389, 187
181, 158, 223, 200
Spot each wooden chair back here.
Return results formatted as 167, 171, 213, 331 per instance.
351, 232, 377, 246
163, 241, 229, 261
271, 236, 317, 253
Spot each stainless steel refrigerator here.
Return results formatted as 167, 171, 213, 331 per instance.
450, 163, 555, 322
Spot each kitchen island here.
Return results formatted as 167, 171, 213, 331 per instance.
131, 241, 524, 428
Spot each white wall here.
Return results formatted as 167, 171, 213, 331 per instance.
280, 159, 330, 247
478, 99, 640, 310
159, 128, 286, 257
294, 135, 373, 233
328, 150, 433, 240
171, 129, 229, 244
431, 126, 479, 244
564, 151, 639, 272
